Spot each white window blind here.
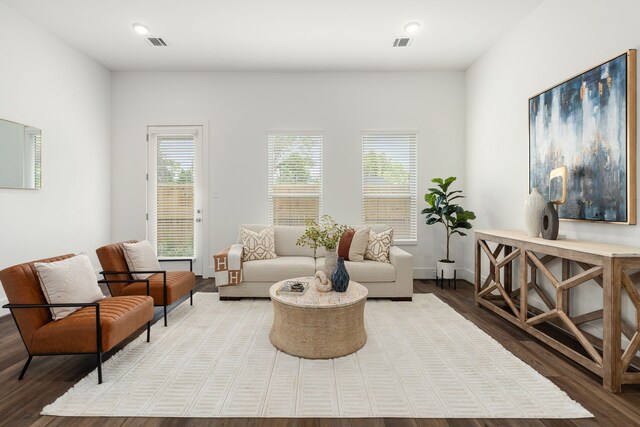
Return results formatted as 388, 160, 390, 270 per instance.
155, 134, 195, 257
362, 131, 417, 241
268, 132, 323, 225
33, 134, 41, 188
23, 133, 41, 188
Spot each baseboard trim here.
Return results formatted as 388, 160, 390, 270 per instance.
413, 267, 475, 282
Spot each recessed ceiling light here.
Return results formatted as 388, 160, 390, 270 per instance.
404, 22, 421, 33
132, 23, 150, 35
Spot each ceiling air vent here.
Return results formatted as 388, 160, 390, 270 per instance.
392, 37, 413, 48
147, 37, 168, 47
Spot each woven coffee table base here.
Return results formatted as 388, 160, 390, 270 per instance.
269, 297, 367, 359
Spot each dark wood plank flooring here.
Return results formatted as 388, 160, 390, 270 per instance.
1, 278, 640, 426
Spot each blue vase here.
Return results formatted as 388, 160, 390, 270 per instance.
332, 257, 350, 292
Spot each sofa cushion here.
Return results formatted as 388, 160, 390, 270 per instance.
315, 258, 395, 282
243, 256, 315, 282
274, 226, 314, 257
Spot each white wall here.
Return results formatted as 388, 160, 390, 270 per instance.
465, 0, 640, 336
111, 71, 466, 277
0, 3, 111, 314
0, 121, 24, 188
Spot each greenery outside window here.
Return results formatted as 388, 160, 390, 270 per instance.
362, 131, 418, 242
268, 132, 323, 225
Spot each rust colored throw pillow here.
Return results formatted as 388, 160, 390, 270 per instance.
338, 229, 355, 259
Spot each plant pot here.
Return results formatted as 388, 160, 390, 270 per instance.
437, 261, 456, 279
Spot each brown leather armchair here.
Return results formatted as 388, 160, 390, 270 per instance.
96, 241, 195, 326
0, 254, 154, 384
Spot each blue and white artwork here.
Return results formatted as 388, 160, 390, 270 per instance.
529, 52, 631, 222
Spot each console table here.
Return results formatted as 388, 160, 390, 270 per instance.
475, 229, 640, 392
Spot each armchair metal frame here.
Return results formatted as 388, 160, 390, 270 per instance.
3, 279, 150, 384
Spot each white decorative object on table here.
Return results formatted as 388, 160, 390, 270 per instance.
314, 270, 332, 292
524, 188, 545, 237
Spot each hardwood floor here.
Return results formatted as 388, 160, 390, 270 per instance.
2, 278, 640, 426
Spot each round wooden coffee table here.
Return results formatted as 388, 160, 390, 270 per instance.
269, 277, 368, 359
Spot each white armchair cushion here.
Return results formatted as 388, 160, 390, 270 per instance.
122, 240, 162, 280
34, 254, 106, 321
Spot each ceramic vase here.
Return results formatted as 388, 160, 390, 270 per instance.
541, 201, 559, 240
524, 188, 546, 237
324, 248, 338, 279
332, 257, 350, 292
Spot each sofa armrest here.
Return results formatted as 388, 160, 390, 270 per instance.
389, 246, 413, 299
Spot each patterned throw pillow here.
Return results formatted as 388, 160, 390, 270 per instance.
240, 227, 277, 261
364, 228, 393, 263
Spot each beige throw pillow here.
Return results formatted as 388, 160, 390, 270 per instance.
122, 240, 162, 280
348, 228, 370, 262
240, 227, 277, 261
34, 254, 106, 321
364, 228, 393, 263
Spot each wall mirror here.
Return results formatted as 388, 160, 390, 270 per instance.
0, 118, 42, 189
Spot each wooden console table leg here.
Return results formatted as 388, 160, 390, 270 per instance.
519, 249, 528, 323
562, 259, 571, 315
504, 246, 513, 295
475, 239, 481, 307
603, 258, 622, 393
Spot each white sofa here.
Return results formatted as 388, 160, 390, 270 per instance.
218, 224, 413, 300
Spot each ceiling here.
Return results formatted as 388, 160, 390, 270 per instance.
1, 0, 542, 71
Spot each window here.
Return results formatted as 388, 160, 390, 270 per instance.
268, 132, 323, 225
362, 131, 417, 241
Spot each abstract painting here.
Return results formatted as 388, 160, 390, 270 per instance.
529, 50, 636, 223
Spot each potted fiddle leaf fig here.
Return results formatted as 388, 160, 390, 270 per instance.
421, 176, 476, 279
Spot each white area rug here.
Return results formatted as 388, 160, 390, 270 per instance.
43, 293, 591, 418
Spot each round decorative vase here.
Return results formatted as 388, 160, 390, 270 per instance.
331, 257, 350, 292
524, 188, 546, 237
324, 248, 338, 279
437, 260, 456, 279
541, 201, 559, 240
